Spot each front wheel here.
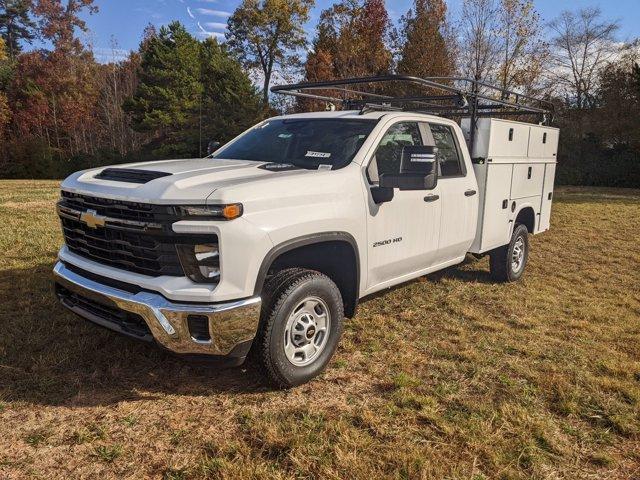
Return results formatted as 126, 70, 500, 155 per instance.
489, 224, 530, 282
254, 269, 344, 388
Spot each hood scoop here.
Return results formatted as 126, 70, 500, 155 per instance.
95, 168, 173, 184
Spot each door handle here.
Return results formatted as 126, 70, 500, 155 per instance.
423, 194, 439, 202
464, 189, 477, 197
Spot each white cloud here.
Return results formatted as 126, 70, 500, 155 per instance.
186, 6, 195, 19
195, 8, 230, 17
93, 47, 131, 64
203, 22, 227, 30
196, 31, 226, 39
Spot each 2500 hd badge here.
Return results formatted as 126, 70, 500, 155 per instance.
373, 237, 403, 248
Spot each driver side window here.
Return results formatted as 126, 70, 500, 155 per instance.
367, 122, 423, 184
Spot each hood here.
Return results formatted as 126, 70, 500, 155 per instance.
60, 158, 312, 204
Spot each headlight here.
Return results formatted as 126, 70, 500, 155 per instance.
177, 243, 220, 283
178, 203, 243, 220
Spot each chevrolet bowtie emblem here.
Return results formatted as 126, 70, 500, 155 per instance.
80, 209, 106, 229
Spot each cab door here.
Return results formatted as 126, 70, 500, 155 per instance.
364, 121, 442, 289
427, 122, 478, 263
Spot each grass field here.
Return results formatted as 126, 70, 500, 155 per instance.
0, 180, 639, 480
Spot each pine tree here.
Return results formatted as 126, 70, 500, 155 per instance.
396, 0, 454, 79
125, 22, 263, 158
200, 38, 262, 153
0, 0, 36, 59
124, 21, 203, 158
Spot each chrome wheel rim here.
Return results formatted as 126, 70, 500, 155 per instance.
283, 296, 331, 367
512, 236, 525, 272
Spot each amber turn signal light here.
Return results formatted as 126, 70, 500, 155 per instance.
222, 203, 243, 220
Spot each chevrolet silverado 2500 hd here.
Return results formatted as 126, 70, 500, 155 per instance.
53, 76, 558, 387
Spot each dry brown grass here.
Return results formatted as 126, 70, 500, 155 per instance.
0, 180, 639, 479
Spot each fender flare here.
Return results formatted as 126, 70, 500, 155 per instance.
253, 231, 360, 297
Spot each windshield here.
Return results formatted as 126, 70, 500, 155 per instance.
212, 118, 376, 170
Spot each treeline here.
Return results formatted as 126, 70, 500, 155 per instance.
0, 0, 639, 187
0, 0, 264, 178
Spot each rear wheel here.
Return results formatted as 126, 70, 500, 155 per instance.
489, 224, 529, 282
255, 269, 344, 388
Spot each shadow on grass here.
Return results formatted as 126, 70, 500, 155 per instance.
0, 262, 271, 407
1, 258, 495, 407
425, 259, 494, 284
359, 258, 494, 306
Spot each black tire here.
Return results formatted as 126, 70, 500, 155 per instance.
254, 268, 344, 388
489, 224, 530, 282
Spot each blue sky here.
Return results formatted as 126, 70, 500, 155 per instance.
84, 0, 640, 62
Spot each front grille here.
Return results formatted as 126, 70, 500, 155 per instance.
58, 192, 216, 277
56, 284, 152, 339
60, 217, 183, 275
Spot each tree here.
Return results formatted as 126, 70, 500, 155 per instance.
0, 37, 10, 141
459, 0, 499, 83
34, 0, 97, 53
125, 22, 263, 158
300, 0, 392, 110
95, 51, 146, 156
9, 0, 98, 158
547, 8, 620, 109
124, 21, 203, 157
304, 0, 392, 81
0, 0, 36, 59
200, 38, 263, 152
396, 0, 454, 79
10, 48, 99, 155
226, 0, 313, 106
596, 48, 640, 148
495, 0, 547, 94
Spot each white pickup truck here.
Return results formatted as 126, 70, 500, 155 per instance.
54, 76, 558, 387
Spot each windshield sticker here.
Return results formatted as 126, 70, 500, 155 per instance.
305, 151, 331, 158
317, 164, 333, 171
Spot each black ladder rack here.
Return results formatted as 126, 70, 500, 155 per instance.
271, 75, 555, 152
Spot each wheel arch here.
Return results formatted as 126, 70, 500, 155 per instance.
514, 206, 536, 233
254, 232, 361, 318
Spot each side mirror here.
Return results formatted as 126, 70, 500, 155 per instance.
370, 186, 394, 204
207, 140, 221, 155
379, 145, 438, 191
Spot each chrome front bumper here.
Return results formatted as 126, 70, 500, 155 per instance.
53, 262, 261, 358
